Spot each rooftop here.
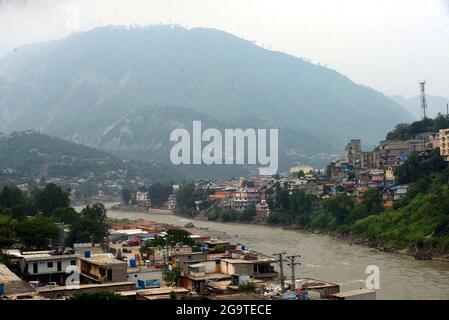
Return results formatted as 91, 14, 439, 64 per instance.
23, 253, 79, 262
0, 264, 35, 296
136, 287, 189, 296
203, 239, 231, 245
79, 253, 125, 266
331, 289, 376, 299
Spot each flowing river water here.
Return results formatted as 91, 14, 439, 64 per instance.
105, 206, 449, 300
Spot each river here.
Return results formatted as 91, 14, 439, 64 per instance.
106, 206, 449, 300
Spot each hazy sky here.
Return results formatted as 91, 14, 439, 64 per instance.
0, 0, 448, 98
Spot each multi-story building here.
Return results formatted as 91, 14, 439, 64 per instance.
135, 191, 151, 207
230, 188, 261, 211
439, 129, 449, 161
19, 252, 79, 284
168, 185, 180, 209
255, 200, 270, 220
345, 139, 363, 169
378, 139, 426, 167
78, 253, 128, 284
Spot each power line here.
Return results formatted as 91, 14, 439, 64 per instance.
286, 255, 301, 285
273, 252, 287, 293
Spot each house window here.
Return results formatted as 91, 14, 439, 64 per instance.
47, 262, 53, 268
70, 260, 77, 266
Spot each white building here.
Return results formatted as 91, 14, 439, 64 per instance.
231, 188, 261, 211
136, 191, 150, 202
20, 253, 79, 284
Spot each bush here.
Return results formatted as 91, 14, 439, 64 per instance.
238, 281, 256, 292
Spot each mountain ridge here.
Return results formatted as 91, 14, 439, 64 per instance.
0, 25, 414, 174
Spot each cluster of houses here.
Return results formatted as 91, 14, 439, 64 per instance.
328, 129, 449, 208
1, 219, 374, 300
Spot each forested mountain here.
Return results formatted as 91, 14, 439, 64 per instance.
0, 25, 414, 174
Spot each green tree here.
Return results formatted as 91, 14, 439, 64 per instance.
81, 203, 107, 222
164, 267, 182, 286
149, 183, 172, 208
51, 207, 80, 224
16, 215, 59, 249
362, 189, 383, 214
33, 183, 70, 215
324, 193, 355, 225
0, 215, 16, 248
0, 186, 25, 209
122, 188, 132, 205
67, 204, 108, 245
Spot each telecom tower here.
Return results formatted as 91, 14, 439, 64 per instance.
419, 81, 428, 119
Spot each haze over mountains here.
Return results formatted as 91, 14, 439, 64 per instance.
0, 25, 414, 176
391, 95, 449, 120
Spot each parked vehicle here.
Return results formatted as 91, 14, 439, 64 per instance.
28, 281, 41, 288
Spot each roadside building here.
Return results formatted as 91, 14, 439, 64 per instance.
172, 252, 208, 274
78, 253, 127, 284
219, 251, 278, 280
127, 264, 163, 289
203, 239, 232, 252
19, 252, 79, 284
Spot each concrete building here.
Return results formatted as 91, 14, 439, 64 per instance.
79, 253, 127, 284
172, 252, 208, 274
19, 253, 79, 284
135, 191, 151, 207
378, 139, 426, 167
230, 188, 261, 211
439, 128, 449, 161
210, 251, 279, 280
0, 263, 35, 297
126, 265, 163, 289
255, 200, 270, 221
345, 139, 363, 168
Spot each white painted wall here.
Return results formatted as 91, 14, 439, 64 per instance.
25, 258, 77, 275
127, 269, 163, 288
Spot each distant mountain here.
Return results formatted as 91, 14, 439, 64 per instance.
391, 95, 449, 120
0, 25, 413, 174
0, 131, 181, 186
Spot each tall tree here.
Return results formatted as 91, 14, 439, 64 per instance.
33, 183, 70, 215
0, 215, 16, 248
0, 186, 25, 209
122, 188, 132, 205
16, 215, 59, 249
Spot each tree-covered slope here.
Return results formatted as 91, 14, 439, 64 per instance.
0, 131, 180, 184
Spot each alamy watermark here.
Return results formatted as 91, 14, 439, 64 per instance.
65, 265, 80, 289
365, 265, 380, 290
170, 121, 278, 175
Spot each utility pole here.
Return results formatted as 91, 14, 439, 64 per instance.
446, 103, 448, 116
286, 255, 301, 286
273, 252, 286, 293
